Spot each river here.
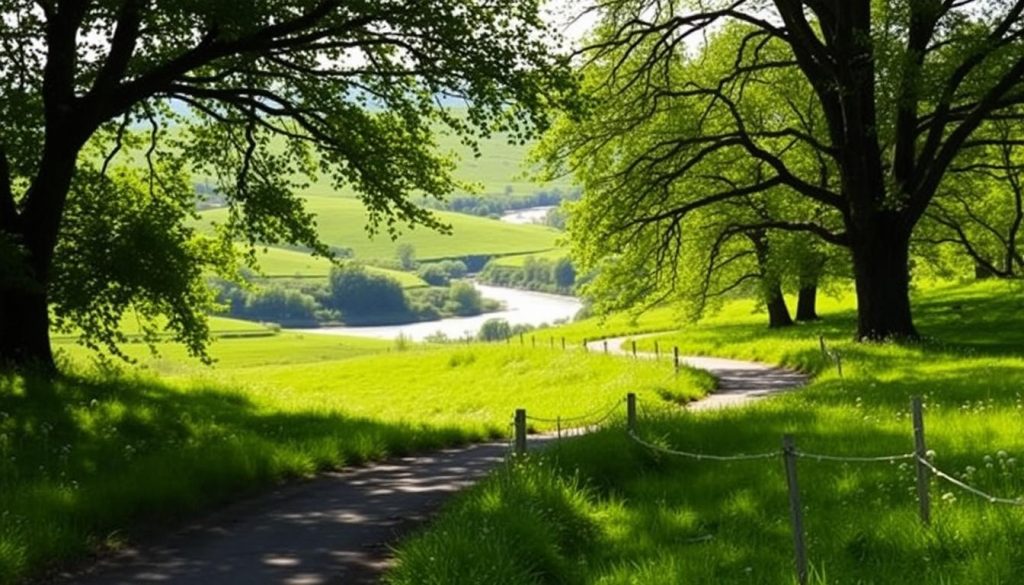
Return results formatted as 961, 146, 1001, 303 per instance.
499, 205, 555, 224
295, 284, 582, 341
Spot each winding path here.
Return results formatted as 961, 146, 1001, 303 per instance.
63, 336, 805, 585
586, 335, 807, 410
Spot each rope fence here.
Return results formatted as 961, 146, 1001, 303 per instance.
509, 392, 1024, 585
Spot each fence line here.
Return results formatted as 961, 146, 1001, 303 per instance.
794, 450, 916, 463
916, 456, 1024, 506
627, 429, 778, 461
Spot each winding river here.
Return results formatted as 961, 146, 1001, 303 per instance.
296, 284, 582, 341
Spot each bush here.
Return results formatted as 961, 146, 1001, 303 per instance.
242, 285, 319, 324
418, 264, 450, 286
447, 281, 484, 316
328, 264, 410, 324
478, 318, 512, 341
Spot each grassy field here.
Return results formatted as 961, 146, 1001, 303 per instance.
201, 195, 560, 261
50, 315, 276, 344
489, 249, 570, 267
388, 280, 1024, 585
247, 246, 427, 287
289, 125, 568, 199
0, 338, 709, 585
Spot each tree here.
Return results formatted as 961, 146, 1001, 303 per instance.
446, 281, 483, 316
919, 117, 1024, 278
551, 1, 1024, 340
0, 0, 569, 370
328, 264, 408, 323
477, 318, 512, 341
553, 257, 576, 289
396, 243, 418, 271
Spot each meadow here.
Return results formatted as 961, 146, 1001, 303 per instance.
246, 246, 427, 287
201, 195, 560, 262
388, 280, 1024, 585
0, 336, 710, 585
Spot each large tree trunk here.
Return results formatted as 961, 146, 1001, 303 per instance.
796, 284, 819, 321
747, 228, 793, 329
765, 283, 794, 329
0, 285, 55, 370
850, 222, 918, 340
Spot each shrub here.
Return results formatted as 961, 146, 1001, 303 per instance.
328, 264, 409, 323
478, 318, 512, 341
447, 281, 483, 316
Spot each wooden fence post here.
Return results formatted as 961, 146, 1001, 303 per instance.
783, 434, 808, 585
654, 341, 660, 359
626, 393, 637, 432
561, 337, 566, 350
514, 409, 527, 456
603, 340, 608, 354
673, 346, 680, 372
583, 338, 588, 352
520, 333, 524, 345
550, 336, 554, 348
835, 352, 843, 378
912, 397, 931, 526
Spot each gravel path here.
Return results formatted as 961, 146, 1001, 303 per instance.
64, 336, 805, 585
586, 335, 808, 410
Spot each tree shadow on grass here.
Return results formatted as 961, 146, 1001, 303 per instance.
0, 370, 485, 584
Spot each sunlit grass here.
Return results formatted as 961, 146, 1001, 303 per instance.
0, 341, 710, 585
389, 281, 1024, 584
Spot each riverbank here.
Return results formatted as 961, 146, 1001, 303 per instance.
295, 283, 582, 341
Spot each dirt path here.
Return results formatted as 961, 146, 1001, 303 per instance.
586, 335, 808, 410
65, 337, 805, 585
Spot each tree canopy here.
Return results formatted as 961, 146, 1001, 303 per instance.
543, 0, 1024, 339
0, 0, 571, 369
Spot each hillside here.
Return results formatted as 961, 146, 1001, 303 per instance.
202, 195, 560, 262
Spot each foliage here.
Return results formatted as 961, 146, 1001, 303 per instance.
479, 254, 578, 295
417, 259, 471, 288
0, 0, 573, 367
327, 264, 410, 324
541, 1, 1024, 339
396, 244, 418, 271
477, 318, 513, 341
446, 281, 485, 317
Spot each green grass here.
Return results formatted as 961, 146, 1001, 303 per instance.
489, 249, 569, 267
201, 195, 560, 261
247, 246, 427, 286
0, 341, 709, 585
388, 280, 1024, 585
53, 332, 394, 372
50, 315, 275, 343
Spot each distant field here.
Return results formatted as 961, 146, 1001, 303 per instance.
490, 248, 569, 267
202, 196, 560, 261
51, 315, 274, 343
249, 246, 427, 287
286, 117, 571, 200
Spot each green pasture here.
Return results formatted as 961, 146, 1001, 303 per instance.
201, 195, 560, 261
